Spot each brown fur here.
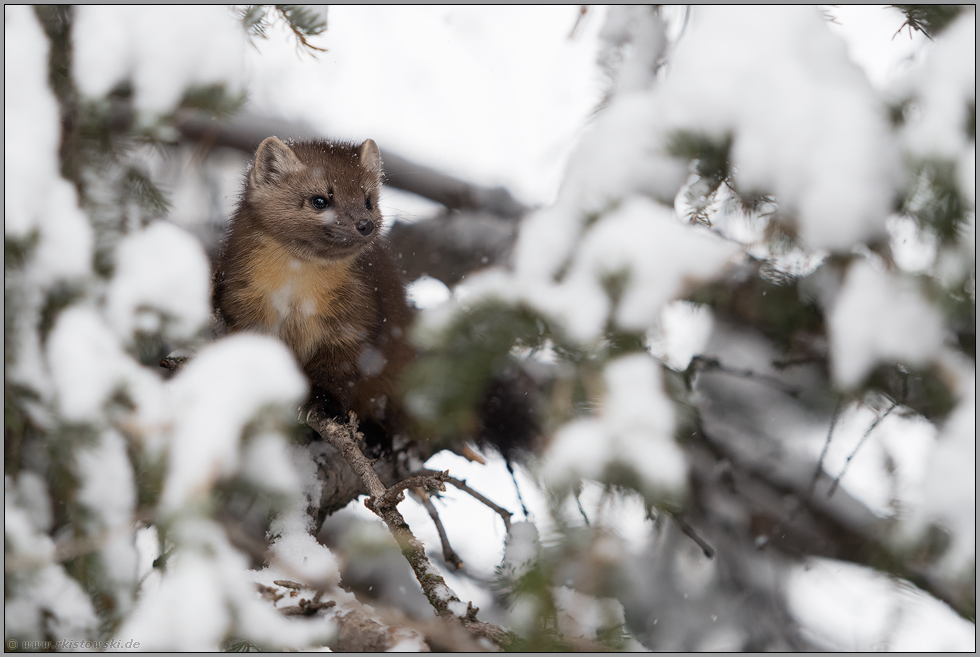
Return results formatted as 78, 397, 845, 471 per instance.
215, 137, 414, 445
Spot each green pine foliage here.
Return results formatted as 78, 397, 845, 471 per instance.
238, 5, 328, 54
891, 5, 966, 39
405, 302, 554, 442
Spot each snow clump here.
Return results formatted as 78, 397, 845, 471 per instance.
543, 354, 687, 500
106, 221, 212, 342
161, 335, 308, 513
827, 259, 945, 389
72, 6, 247, 114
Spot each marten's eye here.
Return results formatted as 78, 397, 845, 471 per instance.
311, 195, 330, 210
365, 196, 373, 211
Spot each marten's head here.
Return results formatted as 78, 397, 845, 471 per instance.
243, 137, 384, 262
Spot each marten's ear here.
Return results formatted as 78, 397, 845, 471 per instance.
250, 137, 302, 187
358, 139, 382, 182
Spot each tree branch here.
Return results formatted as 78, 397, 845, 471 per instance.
171, 109, 527, 218
670, 512, 715, 559
808, 396, 843, 499
305, 410, 515, 648
414, 489, 465, 571
168, 109, 527, 285
332, 607, 430, 652
691, 418, 975, 621
99, 104, 527, 283
379, 471, 450, 509
827, 401, 899, 498
691, 323, 974, 622
385, 209, 519, 286
429, 470, 513, 532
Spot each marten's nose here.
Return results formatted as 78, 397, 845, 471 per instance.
355, 219, 374, 236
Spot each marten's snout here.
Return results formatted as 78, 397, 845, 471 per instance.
355, 219, 374, 236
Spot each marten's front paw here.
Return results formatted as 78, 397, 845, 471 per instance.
299, 400, 324, 425
307, 386, 347, 419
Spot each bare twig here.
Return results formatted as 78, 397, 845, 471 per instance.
827, 401, 899, 498
820, 6, 842, 25
671, 513, 716, 559
255, 582, 285, 603
507, 460, 532, 520
568, 5, 589, 39
379, 471, 450, 509
302, 420, 431, 527
431, 471, 513, 532
808, 397, 843, 499
414, 489, 465, 571
574, 490, 591, 527
265, 583, 452, 651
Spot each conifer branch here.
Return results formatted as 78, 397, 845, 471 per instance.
238, 5, 328, 55
275, 5, 328, 54
691, 419, 974, 621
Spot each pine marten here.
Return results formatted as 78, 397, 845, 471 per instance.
216, 136, 539, 461
215, 137, 413, 449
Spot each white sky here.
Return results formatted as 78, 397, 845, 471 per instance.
244, 5, 610, 207
242, 5, 930, 209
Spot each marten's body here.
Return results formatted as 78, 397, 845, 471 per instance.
215, 137, 413, 446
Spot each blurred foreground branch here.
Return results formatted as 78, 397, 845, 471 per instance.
690, 315, 975, 622
168, 109, 527, 284
93, 103, 527, 284
172, 109, 526, 218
